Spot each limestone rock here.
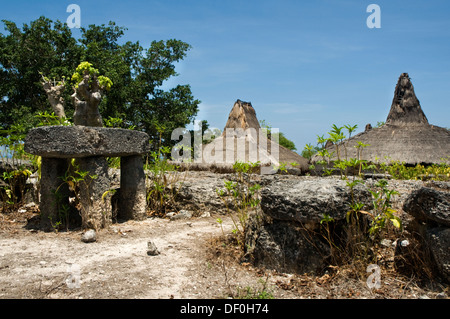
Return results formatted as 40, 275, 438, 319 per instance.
170, 210, 192, 220
81, 229, 97, 243
147, 241, 160, 256
403, 182, 450, 283
175, 172, 228, 213
118, 155, 147, 221
76, 157, 112, 230
260, 177, 372, 224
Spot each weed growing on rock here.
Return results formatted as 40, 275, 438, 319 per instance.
314, 124, 405, 274
216, 161, 261, 246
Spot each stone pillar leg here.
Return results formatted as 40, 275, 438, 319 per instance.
119, 155, 146, 221
39, 157, 70, 231
76, 157, 112, 230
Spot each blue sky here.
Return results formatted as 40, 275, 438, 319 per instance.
1, 0, 449, 152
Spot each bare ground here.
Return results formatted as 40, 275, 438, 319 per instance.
0, 205, 448, 300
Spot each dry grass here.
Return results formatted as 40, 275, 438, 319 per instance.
203, 212, 448, 299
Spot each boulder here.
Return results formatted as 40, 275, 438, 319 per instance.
245, 176, 373, 274
260, 177, 372, 224
175, 172, 229, 214
403, 184, 450, 227
24, 125, 150, 158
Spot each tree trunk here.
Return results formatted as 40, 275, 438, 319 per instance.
41, 78, 66, 118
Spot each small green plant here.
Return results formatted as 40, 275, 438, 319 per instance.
367, 179, 401, 236
104, 116, 124, 128
377, 160, 450, 181
328, 124, 346, 168
320, 213, 342, 263
50, 160, 98, 231
216, 161, 261, 245
35, 111, 71, 127
301, 143, 317, 160
216, 218, 225, 238
0, 169, 32, 212
345, 179, 401, 241
274, 162, 288, 174
234, 281, 274, 299
145, 144, 186, 216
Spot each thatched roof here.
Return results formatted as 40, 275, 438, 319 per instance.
222, 99, 262, 132
386, 73, 429, 125
312, 73, 450, 165
196, 99, 310, 172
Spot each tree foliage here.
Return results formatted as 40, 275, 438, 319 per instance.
259, 120, 297, 151
0, 16, 200, 148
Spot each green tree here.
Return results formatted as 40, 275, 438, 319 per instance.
301, 143, 321, 159
0, 17, 200, 149
259, 120, 297, 151
0, 17, 81, 131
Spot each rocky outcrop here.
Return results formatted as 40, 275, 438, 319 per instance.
245, 211, 331, 274
175, 172, 231, 214
244, 176, 373, 274
259, 178, 372, 224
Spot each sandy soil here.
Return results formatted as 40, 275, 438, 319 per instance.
0, 205, 448, 299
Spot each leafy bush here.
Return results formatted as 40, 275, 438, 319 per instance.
376, 159, 449, 181
71, 61, 113, 91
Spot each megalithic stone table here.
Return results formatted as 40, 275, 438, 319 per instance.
24, 125, 150, 230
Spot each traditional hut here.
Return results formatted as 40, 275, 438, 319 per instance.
192, 99, 310, 173
313, 73, 450, 165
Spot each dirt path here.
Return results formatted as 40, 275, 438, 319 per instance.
0, 215, 242, 299
0, 209, 447, 299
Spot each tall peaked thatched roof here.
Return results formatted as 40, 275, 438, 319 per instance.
200, 99, 310, 172
386, 73, 429, 125
312, 73, 450, 165
222, 99, 262, 132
